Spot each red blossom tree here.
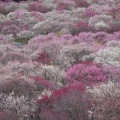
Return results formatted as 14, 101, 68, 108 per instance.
37, 83, 89, 120
32, 52, 52, 65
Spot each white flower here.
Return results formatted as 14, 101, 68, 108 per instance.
40, 65, 65, 86
95, 47, 120, 67
7, 12, 16, 19
0, 14, 7, 23
17, 12, 36, 26
38, 89, 52, 99
0, 93, 37, 120
95, 21, 110, 30
87, 81, 120, 101
6, 34, 15, 41
18, 3, 29, 10
88, 15, 114, 30
17, 30, 34, 39
106, 40, 120, 48
33, 20, 63, 35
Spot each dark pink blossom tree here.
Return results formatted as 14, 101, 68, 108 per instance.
0, 110, 17, 120
32, 52, 52, 65
70, 21, 89, 35
28, 3, 51, 13
31, 76, 56, 92
74, 0, 89, 7
65, 61, 107, 86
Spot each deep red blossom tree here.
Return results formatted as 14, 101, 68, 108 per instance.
37, 83, 89, 120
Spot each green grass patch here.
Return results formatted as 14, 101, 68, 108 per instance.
14, 38, 29, 44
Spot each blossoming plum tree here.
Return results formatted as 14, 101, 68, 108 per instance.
65, 61, 107, 86
37, 83, 89, 120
